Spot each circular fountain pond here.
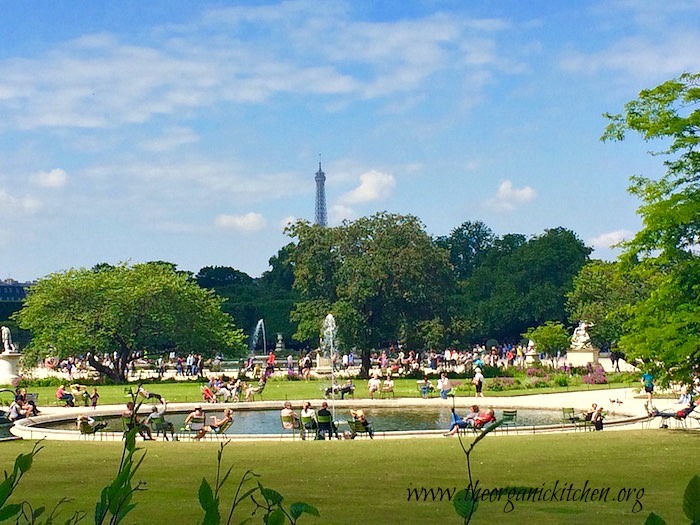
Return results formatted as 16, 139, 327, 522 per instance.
35, 406, 566, 436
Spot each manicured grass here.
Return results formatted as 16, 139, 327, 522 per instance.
1, 431, 697, 524
21, 378, 640, 407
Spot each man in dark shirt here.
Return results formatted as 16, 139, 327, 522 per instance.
317, 402, 339, 439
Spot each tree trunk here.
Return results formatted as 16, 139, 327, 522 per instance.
86, 353, 122, 383
360, 349, 371, 379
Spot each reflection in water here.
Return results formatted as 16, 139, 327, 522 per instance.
42, 407, 563, 435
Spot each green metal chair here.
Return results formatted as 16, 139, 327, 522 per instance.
316, 414, 337, 440
501, 409, 518, 434
150, 415, 175, 441
346, 420, 372, 439
300, 415, 316, 440
280, 414, 298, 440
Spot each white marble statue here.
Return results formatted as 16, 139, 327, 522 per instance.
1, 325, 16, 353
570, 321, 592, 350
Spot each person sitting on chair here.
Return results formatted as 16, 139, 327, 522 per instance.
145, 399, 176, 440
584, 403, 599, 421
280, 401, 300, 429
324, 379, 340, 399
473, 408, 496, 429
350, 409, 374, 439
196, 408, 234, 440
650, 398, 698, 428
77, 414, 108, 432
591, 405, 605, 431
444, 405, 479, 437
301, 401, 317, 432
8, 399, 26, 422
245, 378, 266, 401
317, 402, 339, 439
122, 401, 153, 440
418, 376, 434, 398
368, 375, 381, 399
339, 380, 355, 399
382, 376, 395, 395
438, 372, 453, 400
183, 405, 206, 435
201, 385, 217, 403
56, 385, 75, 407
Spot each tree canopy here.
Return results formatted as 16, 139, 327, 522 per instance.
15, 262, 246, 382
288, 213, 454, 375
565, 260, 648, 352
522, 321, 569, 357
457, 227, 591, 341
602, 72, 700, 383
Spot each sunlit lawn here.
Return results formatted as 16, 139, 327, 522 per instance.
1, 430, 697, 524
23, 378, 638, 407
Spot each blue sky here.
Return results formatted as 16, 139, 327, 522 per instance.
1, 1, 699, 282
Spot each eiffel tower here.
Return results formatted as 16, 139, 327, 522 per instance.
314, 160, 327, 227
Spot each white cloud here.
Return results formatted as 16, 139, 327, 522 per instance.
588, 229, 633, 250
560, 33, 700, 80
0, 189, 41, 215
339, 170, 396, 205
329, 204, 355, 225
0, 6, 511, 130
141, 126, 198, 152
279, 215, 296, 231
215, 212, 266, 233
30, 168, 68, 188
486, 180, 536, 211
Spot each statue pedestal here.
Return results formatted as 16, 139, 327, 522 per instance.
0, 352, 21, 386
315, 355, 332, 374
274, 333, 285, 353
566, 347, 600, 368
524, 351, 539, 365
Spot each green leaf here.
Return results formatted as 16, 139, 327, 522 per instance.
0, 503, 23, 522
202, 507, 221, 525
453, 488, 478, 519
644, 512, 667, 525
260, 488, 283, 506
265, 508, 285, 525
470, 419, 505, 449
114, 502, 137, 525
290, 502, 320, 520
198, 479, 216, 510
682, 475, 700, 523
15, 452, 34, 474
0, 477, 15, 506
32, 505, 46, 520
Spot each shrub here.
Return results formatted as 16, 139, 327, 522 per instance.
488, 377, 516, 392
525, 366, 547, 377
554, 375, 569, 387
532, 376, 551, 388
582, 366, 608, 385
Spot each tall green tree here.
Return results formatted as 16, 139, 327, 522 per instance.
566, 260, 647, 351
523, 321, 569, 357
461, 228, 591, 340
288, 213, 454, 375
602, 72, 700, 382
435, 220, 495, 280
15, 262, 246, 382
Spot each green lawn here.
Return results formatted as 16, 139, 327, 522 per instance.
21, 378, 639, 407
2, 431, 697, 524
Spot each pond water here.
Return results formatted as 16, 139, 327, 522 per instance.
41, 407, 564, 434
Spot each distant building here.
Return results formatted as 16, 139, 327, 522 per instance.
314, 161, 327, 227
0, 279, 31, 302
